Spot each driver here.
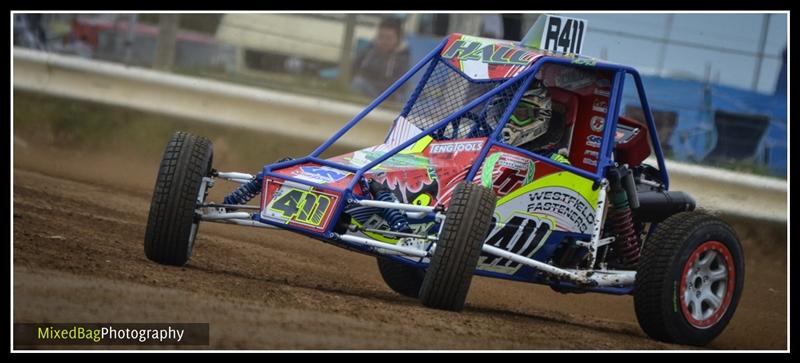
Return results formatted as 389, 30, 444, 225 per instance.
501, 80, 570, 164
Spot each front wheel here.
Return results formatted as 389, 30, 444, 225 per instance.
144, 131, 214, 266
634, 211, 744, 346
418, 182, 496, 311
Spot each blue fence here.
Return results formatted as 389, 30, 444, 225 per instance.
620, 75, 786, 177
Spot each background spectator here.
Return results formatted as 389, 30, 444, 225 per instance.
350, 17, 410, 102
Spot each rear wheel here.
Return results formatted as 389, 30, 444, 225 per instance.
144, 131, 213, 266
376, 257, 425, 298
634, 211, 744, 346
419, 182, 496, 311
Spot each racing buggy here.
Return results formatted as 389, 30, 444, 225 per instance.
144, 16, 744, 346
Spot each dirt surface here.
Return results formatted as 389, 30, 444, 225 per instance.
12, 139, 787, 350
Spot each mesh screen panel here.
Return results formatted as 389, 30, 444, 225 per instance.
401, 58, 526, 140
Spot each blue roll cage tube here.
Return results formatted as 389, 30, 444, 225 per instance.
255, 37, 669, 246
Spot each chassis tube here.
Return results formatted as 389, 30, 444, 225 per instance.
216, 172, 254, 180
200, 211, 252, 220
481, 244, 590, 284
354, 199, 438, 213
481, 245, 635, 287
212, 218, 278, 228
564, 269, 636, 287
202, 203, 261, 210
336, 234, 429, 258
588, 180, 609, 268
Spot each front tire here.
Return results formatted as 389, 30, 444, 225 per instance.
144, 131, 214, 266
419, 182, 496, 311
634, 211, 744, 346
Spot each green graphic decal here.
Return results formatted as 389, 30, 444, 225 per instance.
481, 152, 502, 188
481, 152, 535, 192
523, 159, 535, 185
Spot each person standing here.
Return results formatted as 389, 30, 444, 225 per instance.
350, 17, 411, 102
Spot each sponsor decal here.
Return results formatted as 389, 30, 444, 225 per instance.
496, 157, 531, 170
592, 99, 608, 113
295, 165, 350, 184
526, 187, 595, 234
572, 57, 596, 66
481, 152, 535, 196
586, 135, 602, 148
584, 149, 599, 158
441, 39, 537, 65
583, 157, 598, 166
593, 88, 610, 97
495, 171, 600, 234
590, 115, 605, 132
429, 140, 484, 154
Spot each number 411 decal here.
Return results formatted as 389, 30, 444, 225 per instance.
266, 187, 332, 227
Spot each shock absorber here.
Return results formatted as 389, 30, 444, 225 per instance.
224, 157, 293, 207
223, 177, 262, 205
369, 180, 412, 233
606, 167, 640, 268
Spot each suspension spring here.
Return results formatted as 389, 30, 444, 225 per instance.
608, 205, 640, 267
372, 189, 412, 233
605, 166, 641, 268
223, 177, 262, 205
368, 178, 412, 233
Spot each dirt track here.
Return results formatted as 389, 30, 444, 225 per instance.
12, 141, 787, 350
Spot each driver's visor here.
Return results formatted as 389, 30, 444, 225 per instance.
510, 100, 536, 126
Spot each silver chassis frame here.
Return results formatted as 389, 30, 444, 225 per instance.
197, 172, 635, 289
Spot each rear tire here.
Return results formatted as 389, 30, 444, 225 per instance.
419, 182, 496, 311
634, 211, 744, 346
144, 131, 214, 266
376, 257, 425, 298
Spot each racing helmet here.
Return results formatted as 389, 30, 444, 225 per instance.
502, 80, 552, 149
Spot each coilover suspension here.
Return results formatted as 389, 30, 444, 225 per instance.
368, 180, 412, 233
223, 177, 262, 205
222, 157, 294, 206
606, 167, 640, 268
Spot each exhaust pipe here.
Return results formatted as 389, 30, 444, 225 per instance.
634, 191, 696, 223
